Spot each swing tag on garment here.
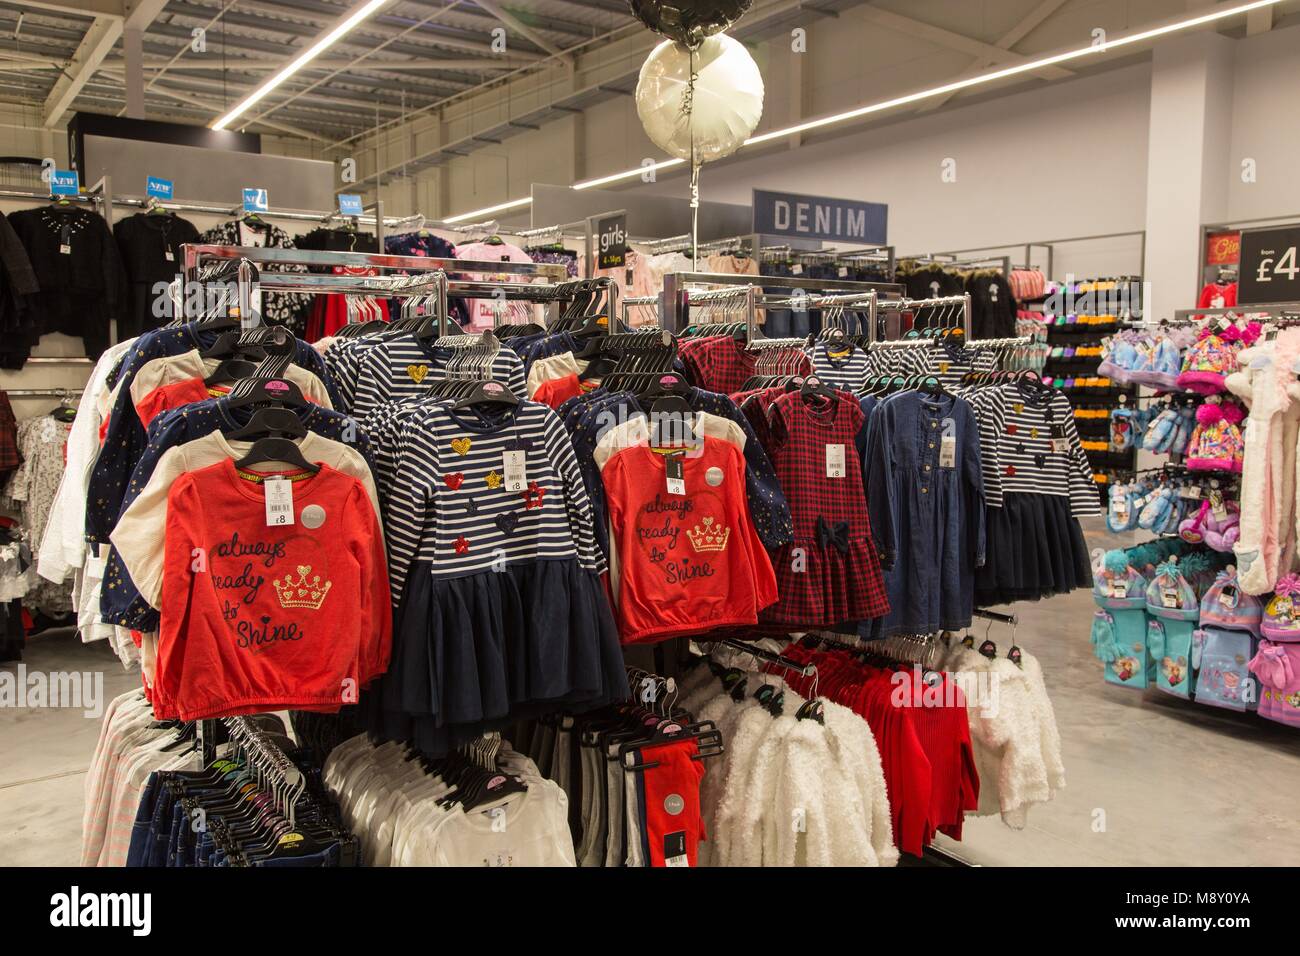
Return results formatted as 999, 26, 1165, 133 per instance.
939, 435, 956, 468
1109, 579, 1128, 599
164, 249, 175, 262
1049, 423, 1068, 453
663, 832, 689, 867
1209, 488, 1228, 520
837, 266, 848, 278
792, 263, 803, 275
826, 443, 846, 478
1179, 484, 1202, 500
1219, 585, 1239, 609
1161, 586, 1180, 609
59, 223, 72, 255
265, 478, 294, 526
502, 450, 527, 492
666, 454, 686, 496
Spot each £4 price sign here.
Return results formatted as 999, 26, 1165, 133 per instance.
1239, 226, 1300, 305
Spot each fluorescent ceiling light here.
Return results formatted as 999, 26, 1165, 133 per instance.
442, 196, 535, 224
212, 0, 390, 131
438, 0, 1281, 221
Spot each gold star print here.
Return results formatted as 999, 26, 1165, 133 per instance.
485, 470, 503, 489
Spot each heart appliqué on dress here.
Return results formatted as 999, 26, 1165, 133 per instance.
450, 437, 472, 456
407, 364, 428, 384
495, 512, 520, 535
296, 565, 310, 577
444, 473, 464, 490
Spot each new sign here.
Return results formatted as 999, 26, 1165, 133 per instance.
242, 187, 269, 213
338, 193, 363, 216
49, 169, 80, 196
146, 176, 174, 201
752, 189, 887, 244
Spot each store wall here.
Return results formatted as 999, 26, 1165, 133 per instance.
627, 63, 1154, 276
1225, 25, 1300, 223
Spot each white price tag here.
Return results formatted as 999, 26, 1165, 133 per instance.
826, 443, 846, 478
665, 855, 690, 867
792, 263, 804, 275
1109, 580, 1128, 599
1210, 489, 1228, 520
59, 243, 71, 255
939, 435, 956, 468
265, 478, 294, 526
1050, 438, 1069, 454
837, 266, 849, 278
1161, 586, 1179, 609
666, 454, 686, 496
164, 250, 175, 262
503, 450, 527, 492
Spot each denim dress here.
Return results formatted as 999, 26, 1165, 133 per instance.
862, 391, 986, 637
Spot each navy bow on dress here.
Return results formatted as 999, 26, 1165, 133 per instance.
816, 516, 851, 555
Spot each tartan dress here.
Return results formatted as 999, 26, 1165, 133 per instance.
759, 389, 890, 627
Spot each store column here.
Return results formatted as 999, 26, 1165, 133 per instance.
1142, 31, 1235, 320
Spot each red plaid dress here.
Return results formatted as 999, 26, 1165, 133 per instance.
680, 336, 811, 395
759, 389, 889, 627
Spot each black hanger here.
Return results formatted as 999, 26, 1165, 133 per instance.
800, 374, 835, 403
233, 437, 320, 474
223, 406, 308, 442
452, 379, 519, 409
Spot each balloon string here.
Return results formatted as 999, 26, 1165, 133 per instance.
688, 47, 699, 269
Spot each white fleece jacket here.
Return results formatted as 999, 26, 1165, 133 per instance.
1233, 330, 1300, 593
944, 642, 1063, 828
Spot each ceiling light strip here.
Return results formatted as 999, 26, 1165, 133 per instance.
439, 0, 1282, 222
212, 0, 391, 131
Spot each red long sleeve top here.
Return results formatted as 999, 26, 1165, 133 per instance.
602, 437, 777, 644
153, 459, 391, 720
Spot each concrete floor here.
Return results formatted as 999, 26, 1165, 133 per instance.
4, 524, 1300, 866
0, 630, 140, 866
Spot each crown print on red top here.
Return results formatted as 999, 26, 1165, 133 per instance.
272, 565, 332, 610
687, 516, 730, 553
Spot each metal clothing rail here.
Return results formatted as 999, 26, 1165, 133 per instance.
180, 243, 570, 282
1169, 302, 1300, 323
5, 387, 84, 398
661, 271, 902, 335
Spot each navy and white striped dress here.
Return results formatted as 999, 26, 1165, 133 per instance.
348, 332, 527, 420
808, 341, 871, 392
371, 398, 624, 744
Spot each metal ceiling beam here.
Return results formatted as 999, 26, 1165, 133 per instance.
918, 0, 1069, 112
855, 4, 1071, 81
165, 0, 552, 59
2, 0, 122, 17
138, 81, 332, 141
42, 14, 120, 126
237, 0, 480, 129
140, 69, 415, 116
1246, 5, 1273, 32
97, 56, 526, 73
470, 0, 573, 64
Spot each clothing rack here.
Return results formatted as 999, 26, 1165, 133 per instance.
899, 253, 1013, 275
3, 387, 84, 398
698, 639, 818, 677
180, 243, 569, 283
661, 271, 902, 335
1169, 302, 1300, 323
